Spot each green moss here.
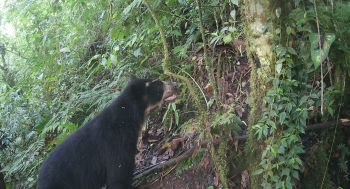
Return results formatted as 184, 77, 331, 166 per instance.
143, 0, 206, 116
243, 0, 276, 187
217, 137, 229, 188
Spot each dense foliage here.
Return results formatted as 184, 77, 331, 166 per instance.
250, 1, 350, 188
0, 0, 240, 188
0, 0, 349, 188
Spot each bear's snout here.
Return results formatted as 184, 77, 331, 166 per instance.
163, 81, 178, 102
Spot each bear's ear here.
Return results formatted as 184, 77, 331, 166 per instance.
128, 75, 138, 83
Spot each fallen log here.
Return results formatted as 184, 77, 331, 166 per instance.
306, 118, 350, 130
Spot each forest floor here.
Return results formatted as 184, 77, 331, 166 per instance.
134, 43, 251, 189
132, 43, 350, 188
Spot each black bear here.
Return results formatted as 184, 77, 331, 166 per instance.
37, 77, 177, 189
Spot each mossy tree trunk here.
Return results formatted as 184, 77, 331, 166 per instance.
243, 0, 349, 187
243, 1, 277, 187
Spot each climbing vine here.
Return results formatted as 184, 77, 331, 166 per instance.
251, 1, 350, 188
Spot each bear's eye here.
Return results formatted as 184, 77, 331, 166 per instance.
146, 80, 164, 101
149, 81, 163, 91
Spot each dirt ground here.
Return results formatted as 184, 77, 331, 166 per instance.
139, 164, 215, 189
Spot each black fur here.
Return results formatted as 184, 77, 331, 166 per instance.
37, 78, 175, 189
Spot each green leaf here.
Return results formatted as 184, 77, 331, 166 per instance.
310, 33, 336, 68
178, 0, 186, 4
172, 30, 182, 37
286, 26, 294, 35
133, 48, 142, 57
253, 124, 263, 139
223, 34, 233, 44
171, 103, 176, 112
287, 47, 297, 55
270, 146, 277, 156
275, 58, 285, 74
173, 44, 189, 57
230, 10, 236, 20
278, 145, 285, 154
327, 106, 334, 117
286, 103, 293, 113
122, 0, 142, 18
207, 99, 214, 108
279, 112, 286, 125
292, 170, 300, 180
282, 168, 290, 176
230, 0, 239, 6
175, 111, 179, 126
253, 169, 264, 175
59, 47, 70, 53
101, 57, 107, 66
295, 157, 303, 165
110, 27, 127, 40
109, 54, 118, 65
299, 96, 308, 106
267, 120, 276, 130
162, 104, 171, 123
275, 45, 287, 57
88, 54, 101, 64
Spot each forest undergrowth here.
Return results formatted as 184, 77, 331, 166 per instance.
0, 0, 349, 189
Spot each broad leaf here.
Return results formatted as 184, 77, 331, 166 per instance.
310, 33, 336, 68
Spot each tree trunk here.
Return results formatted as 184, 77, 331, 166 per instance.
243, 0, 276, 187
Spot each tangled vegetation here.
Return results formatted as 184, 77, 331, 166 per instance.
0, 0, 349, 188
246, 1, 350, 188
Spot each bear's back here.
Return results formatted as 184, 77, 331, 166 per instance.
37, 124, 107, 189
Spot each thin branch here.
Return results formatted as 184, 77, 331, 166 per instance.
142, 0, 170, 72
195, 0, 218, 100
132, 135, 247, 187
158, 10, 191, 22
133, 144, 198, 181
313, 0, 324, 116
133, 118, 350, 186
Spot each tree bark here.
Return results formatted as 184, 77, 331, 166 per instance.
243, 0, 277, 187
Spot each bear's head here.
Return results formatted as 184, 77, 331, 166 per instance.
126, 76, 178, 114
